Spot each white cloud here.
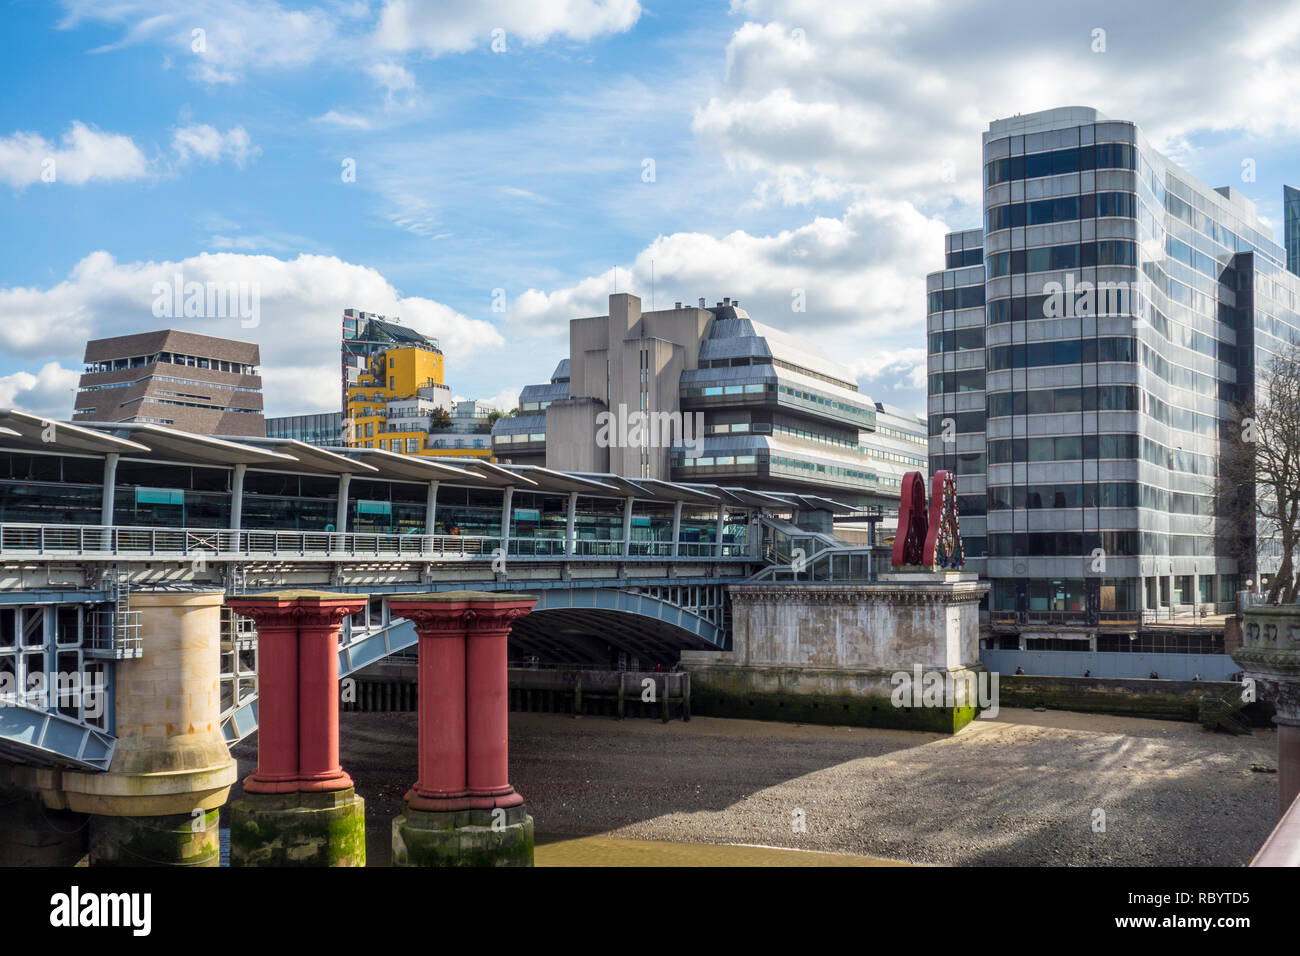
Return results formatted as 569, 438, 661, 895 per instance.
0, 122, 149, 188
365, 61, 415, 92
59, 0, 340, 85
0, 362, 81, 420
59, 0, 642, 85
372, 0, 642, 54
511, 197, 947, 342
849, 347, 929, 392
172, 123, 261, 168
316, 110, 373, 130
699, 0, 1300, 208
0, 251, 506, 417
454, 385, 521, 413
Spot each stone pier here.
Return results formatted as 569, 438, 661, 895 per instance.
227, 590, 368, 867
0, 590, 236, 867
1235, 606, 1300, 817
387, 591, 537, 867
683, 572, 990, 733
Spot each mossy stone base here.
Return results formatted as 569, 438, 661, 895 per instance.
393, 802, 534, 867
230, 787, 365, 867
89, 808, 219, 867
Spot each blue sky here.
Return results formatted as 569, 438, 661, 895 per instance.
3, 0, 1300, 421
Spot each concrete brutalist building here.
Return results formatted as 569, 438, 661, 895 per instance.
493, 293, 927, 513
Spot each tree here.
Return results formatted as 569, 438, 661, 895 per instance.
1216, 339, 1300, 604
428, 407, 452, 431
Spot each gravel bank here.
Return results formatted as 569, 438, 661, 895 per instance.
229, 707, 1278, 866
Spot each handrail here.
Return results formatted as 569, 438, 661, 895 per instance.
747, 545, 884, 583
0, 523, 753, 562
1251, 790, 1300, 866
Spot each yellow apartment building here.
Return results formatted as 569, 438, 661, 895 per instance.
345, 342, 494, 460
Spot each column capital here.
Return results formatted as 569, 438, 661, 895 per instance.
464, 602, 537, 634
228, 589, 368, 629
388, 591, 538, 635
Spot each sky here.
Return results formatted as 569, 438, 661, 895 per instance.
3, 0, 1300, 422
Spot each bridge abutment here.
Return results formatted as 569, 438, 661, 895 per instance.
684, 573, 991, 733
388, 591, 537, 867
227, 591, 368, 867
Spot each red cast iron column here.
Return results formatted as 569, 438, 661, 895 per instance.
386, 596, 473, 810
295, 595, 367, 792
464, 596, 537, 808
228, 591, 367, 794
227, 601, 301, 794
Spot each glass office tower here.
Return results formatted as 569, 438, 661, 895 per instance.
1285, 184, 1300, 277
926, 228, 988, 579
928, 107, 1300, 646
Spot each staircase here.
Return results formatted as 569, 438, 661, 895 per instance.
1198, 692, 1252, 735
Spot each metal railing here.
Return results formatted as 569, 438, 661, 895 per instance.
747, 546, 885, 583
1251, 791, 1300, 866
0, 523, 753, 562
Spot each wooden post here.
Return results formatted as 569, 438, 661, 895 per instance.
616, 672, 625, 720
661, 676, 669, 723
682, 672, 691, 721
573, 675, 582, 717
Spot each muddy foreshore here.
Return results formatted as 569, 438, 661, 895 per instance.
227, 708, 1277, 866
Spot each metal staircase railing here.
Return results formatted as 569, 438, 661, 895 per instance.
1198, 692, 1252, 736
219, 615, 419, 745
756, 516, 847, 567
85, 570, 142, 660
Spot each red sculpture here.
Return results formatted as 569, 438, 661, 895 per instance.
891, 470, 964, 570
891, 471, 928, 567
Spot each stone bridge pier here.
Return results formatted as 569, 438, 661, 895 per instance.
0, 590, 236, 867
387, 591, 537, 867
227, 590, 368, 867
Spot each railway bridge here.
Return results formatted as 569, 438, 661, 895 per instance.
0, 410, 880, 866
